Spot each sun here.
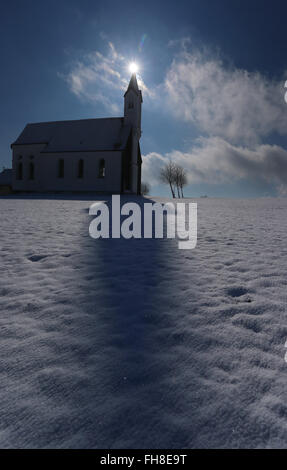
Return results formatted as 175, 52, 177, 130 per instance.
129, 62, 139, 74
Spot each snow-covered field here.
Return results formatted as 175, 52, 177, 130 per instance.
0, 195, 287, 449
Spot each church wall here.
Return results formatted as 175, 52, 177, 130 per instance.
12, 146, 123, 193
12, 144, 46, 192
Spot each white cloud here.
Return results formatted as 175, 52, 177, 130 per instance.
165, 50, 287, 145
144, 45, 287, 193
143, 137, 287, 194
141, 152, 167, 186
62, 41, 153, 113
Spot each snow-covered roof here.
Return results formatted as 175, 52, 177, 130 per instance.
12, 118, 132, 153
0, 169, 12, 185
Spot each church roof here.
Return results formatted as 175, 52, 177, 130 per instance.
11, 118, 132, 153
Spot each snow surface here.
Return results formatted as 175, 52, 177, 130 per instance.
0, 195, 287, 449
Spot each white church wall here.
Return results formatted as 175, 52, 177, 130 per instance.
40, 151, 122, 192
12, 146, 122, 192
12, 144, 46, 192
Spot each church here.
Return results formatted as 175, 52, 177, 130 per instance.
11, 74, 142, 194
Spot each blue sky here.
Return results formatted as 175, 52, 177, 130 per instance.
1, 0, 287, 197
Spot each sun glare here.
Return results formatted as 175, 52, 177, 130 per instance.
129, 62, 139, 74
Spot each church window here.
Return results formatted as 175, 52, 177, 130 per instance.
128, 101, 134, 109
99, 159, 105, 178
78, 159, 84, 178
17, 162, 23, 180
29, 162, 35, 180
58, 159, 64, 178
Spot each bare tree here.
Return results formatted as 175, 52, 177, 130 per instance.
141, 182, 150, 196
159, 162, 176, 198
177, 166, 188, 198
174, 165, 182, 198
170, 164, 188, 198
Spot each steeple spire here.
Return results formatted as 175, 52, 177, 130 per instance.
124, 73, 143, 102
126, 73, 139, 93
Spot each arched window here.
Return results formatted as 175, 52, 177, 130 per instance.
78, 159, 84, 178
58, 159, 64, 178
29, 162, 35, 180
99, 159, 105, 178
17, 162, 23, 180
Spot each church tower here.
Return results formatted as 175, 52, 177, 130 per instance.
124, 73, 142, 194
124, 73, 142, 132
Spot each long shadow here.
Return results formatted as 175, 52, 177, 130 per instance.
73, 195, 190, 448
1, 194, 194, 448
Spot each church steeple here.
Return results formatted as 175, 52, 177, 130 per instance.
124, 73, 141, 97
124, 73, 142, 134
123, 73, 143, 195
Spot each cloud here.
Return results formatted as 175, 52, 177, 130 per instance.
143, 45, 287, 194
62, 41, 153, 113
165, 50, 287, 145
143, 137, 287, 194
141, 152, 167, 186
62, 38, 287, 193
